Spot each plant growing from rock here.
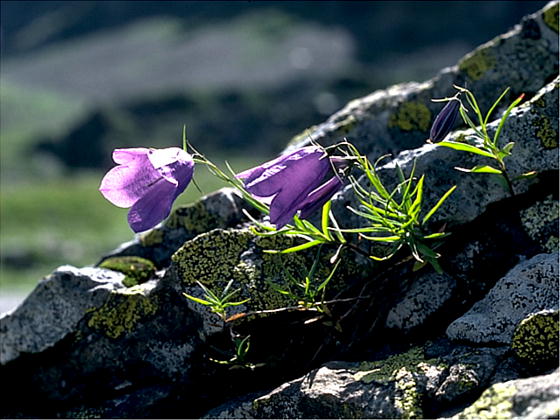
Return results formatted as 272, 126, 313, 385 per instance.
431, 85, 532, 196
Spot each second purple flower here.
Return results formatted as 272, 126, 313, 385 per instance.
237, 146, 345, 228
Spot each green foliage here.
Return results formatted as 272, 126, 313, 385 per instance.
343, 143, 454, 273
269, 246, 341, 310
436, 85, 529, 196
183, 279, 250, 321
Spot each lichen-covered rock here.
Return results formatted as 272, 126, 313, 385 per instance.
385, 272, 456, 332
511, 309, 559, 369
519, 195, 559, 253
0, 266, 124, 364
332, 78, 559, 232
205, 343, 513, 419
99, 255, 157, 287
446, 253, 559, 344
453, 368, 560, 419
101, 188, 255, 267
288, 2, 558, 160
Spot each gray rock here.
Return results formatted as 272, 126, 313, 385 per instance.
386, 272, 456, 332
446, 253, 559, 344
0, 265, 124, 364
332, 77, 559, 232
101, 187, 255, 267
452, 368, 560, 419
288, 2, 558, 161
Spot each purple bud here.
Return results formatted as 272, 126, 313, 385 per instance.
430, 99, 460, 142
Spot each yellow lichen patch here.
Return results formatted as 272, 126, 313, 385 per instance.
457, 383, 516, 419
353, 347, 446, 419
139, 229, 164, 247
533, 116, 559, 149
458, 47, 496, 81
332, 115, 358, 135
87, 285, 158, 339
172, 229, 253, 285
388, 101, 431, 132
165, 201, 220, 234
99, 256, 156, 287
542, 2, 559, 33
512, 310, 559, 367
519, 196, 559, 252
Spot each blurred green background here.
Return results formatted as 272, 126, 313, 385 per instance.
0, 1, 545, 309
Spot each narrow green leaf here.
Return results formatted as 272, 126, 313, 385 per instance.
513, 171, 538, 181
493, 93, 524, 145
360, 234, 401, 242
455, 165, 502, 174
423, 232, 450, 240
317, 259, 341, 293
278, 240, 324, 254
408, 175, 424, 219
183, 293, 213, 306
422, 185, 457, 225
484, 87, 510, 126
321, 201, 332, 239
437, 141, 496, 158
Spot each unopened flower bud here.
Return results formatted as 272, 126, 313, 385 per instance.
430, 99, 460, 142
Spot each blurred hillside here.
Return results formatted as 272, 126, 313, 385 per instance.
0, 1, 547, 300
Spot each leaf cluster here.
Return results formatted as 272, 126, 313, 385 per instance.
342, 143, 455, 273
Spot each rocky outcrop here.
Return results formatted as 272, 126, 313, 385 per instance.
1, 2, 558, 418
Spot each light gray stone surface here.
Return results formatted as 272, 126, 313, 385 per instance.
446, 252, 559, 344
0, 266, 124, 364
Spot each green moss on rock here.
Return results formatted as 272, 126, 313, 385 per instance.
543, 3, 559, 33
459, 47, 496, 80
533, 116, 559, 149
519, 196, 559, 252
512, 310, 559, 367
388, 101, 432, 132
457, 383, 516, 419
99, 256, 156, 287
353, 347, 446, 419
172, 229, 252, 285
87, 285, 158, 339
165, 201, 221, 234
139, 229, 164, 247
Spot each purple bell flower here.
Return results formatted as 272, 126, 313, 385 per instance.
430, 99, 460, 142
237, 146, 344, 228
100, 147, 194, 233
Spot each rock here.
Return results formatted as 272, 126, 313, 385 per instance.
204, 343, 512, 419
289, 2, 558, 160
511, 309, 559, 370
385, 272, 456, 332
453, 368, 560, 419
101, 187, 256, 267
446, 253, 559, 344
0, 266, 125, 364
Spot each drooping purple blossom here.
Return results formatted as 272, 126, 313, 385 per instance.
100, 147, 194, 233
237, 146, 345, 228
430, 98, 460, 142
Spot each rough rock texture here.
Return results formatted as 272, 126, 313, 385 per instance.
511, 309, 559, 369
454, 369, 560, 419
102, 187, 256, 267
0, 266, 125, 364
288, 1, 558, 160
1, 3, 558, 418
204, 342, 515, 419
447, 252, 559, 344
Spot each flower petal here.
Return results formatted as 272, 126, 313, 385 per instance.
112, 148, 150, 164
99, 159, 173, 208
245, 148, 329, 198
236, 146, 322, 184
298, 176, 343, 220
127, 178, 178, 233
148, 147, 194, 192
